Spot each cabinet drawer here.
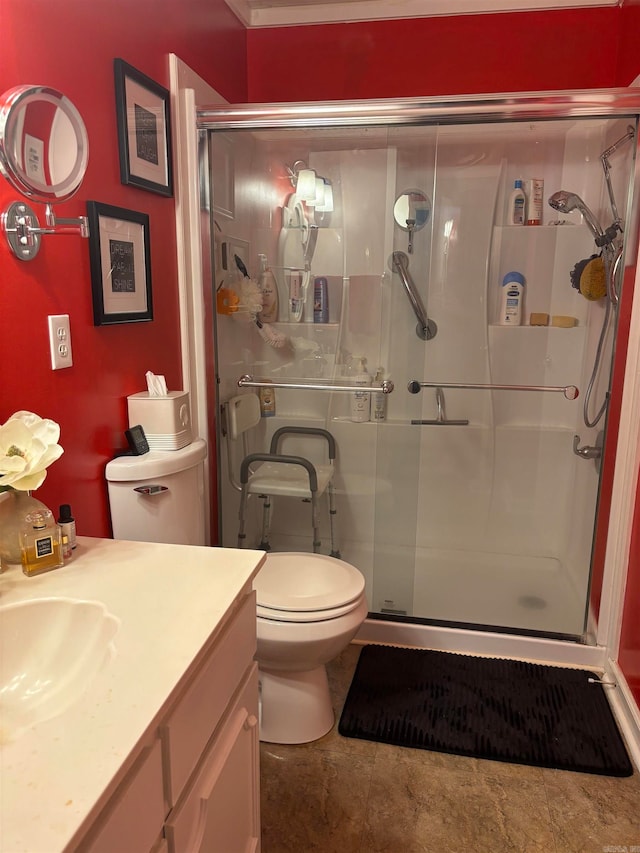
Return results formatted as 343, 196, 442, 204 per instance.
165, 664, 260, 853
162, 591, 257, 805
81, 739, 164, 853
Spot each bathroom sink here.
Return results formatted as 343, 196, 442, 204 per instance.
0, 597, 120, 743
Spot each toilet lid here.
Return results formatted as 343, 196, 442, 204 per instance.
256, 598, 364, 623
254, 552, 365, 612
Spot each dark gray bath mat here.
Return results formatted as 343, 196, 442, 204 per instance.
338, 644, 633, 777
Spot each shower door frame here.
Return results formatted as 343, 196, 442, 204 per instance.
194, 87, 640, 671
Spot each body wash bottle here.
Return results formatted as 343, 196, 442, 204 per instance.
508, 179, 526, 226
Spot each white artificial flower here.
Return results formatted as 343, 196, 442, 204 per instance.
0, 411, 64, 492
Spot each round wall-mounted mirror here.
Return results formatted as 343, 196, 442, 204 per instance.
0, 85, 89, 204
393, 189, 431, 232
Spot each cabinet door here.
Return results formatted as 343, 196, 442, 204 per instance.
166, 664, 260, 853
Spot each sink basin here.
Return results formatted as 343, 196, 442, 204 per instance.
0, 597, 120, 743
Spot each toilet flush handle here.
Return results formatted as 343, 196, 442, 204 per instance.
133, 484, 169, 495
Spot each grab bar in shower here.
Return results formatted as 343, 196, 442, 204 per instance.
238, 374, 395, 394
407, 380, 579, 400
391, 251, 437, 341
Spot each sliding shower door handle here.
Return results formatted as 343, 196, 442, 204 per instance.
407, 380, 579, 400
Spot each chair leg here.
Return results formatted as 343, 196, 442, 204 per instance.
328, 483, 341, 558
259, 495, 272, 551
238, 485, 249, 549
311, 493, 321, 553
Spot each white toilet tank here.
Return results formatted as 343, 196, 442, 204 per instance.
105, 439, 207, 545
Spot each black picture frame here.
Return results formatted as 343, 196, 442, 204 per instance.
87, 201, 153, 326
114, 58, 173, 197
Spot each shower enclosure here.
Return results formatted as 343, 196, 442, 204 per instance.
198, 91, 640, 644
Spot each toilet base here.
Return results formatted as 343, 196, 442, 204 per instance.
258, 665, 334, 744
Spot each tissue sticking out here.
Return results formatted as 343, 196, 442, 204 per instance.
145, 371, 168, 396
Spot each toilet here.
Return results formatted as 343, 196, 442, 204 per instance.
105, 441, 368, 744
255, 551, 367, 744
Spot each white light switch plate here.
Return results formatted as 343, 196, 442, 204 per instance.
48, 314, 73, 370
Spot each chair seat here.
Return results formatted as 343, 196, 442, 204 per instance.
247, 462, 333, 498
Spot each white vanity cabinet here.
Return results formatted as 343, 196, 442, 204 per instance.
78, 589, 260, 853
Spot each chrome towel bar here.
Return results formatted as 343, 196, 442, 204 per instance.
238, 374, 395, 394
407, 380, 579, 400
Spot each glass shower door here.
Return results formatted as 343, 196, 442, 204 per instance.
369, 116, 636, 639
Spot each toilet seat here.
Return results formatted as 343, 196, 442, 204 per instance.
254, 552, 366, 623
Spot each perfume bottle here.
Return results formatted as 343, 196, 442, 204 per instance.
20, 508, 64, 576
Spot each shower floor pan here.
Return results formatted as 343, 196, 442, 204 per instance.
408, 549, 586, 638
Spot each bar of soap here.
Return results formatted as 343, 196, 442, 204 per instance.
551, 315, 578, 328
529, 313, 549, 326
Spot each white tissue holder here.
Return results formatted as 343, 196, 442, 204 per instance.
127, 391, 192, 450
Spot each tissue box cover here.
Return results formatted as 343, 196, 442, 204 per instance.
127, 391, 192, 450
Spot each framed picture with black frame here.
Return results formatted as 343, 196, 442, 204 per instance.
114, 58, 173, 196
87, 201, 153, 326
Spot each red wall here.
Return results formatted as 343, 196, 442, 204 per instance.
0, 0, 247, 537
247, 8, 620, 102
2, 0, 640, 704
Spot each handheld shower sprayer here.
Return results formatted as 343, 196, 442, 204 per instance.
548, 191, 606, 244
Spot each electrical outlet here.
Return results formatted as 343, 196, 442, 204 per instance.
47, 314, 73, 370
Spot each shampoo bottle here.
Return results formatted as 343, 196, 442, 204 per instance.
258, 255, 279, 322
508, 179, 526, 226
499, 271, 525, 325
372, 367, 388, 421
351, 357, 371, 422
313, 277, 329, 323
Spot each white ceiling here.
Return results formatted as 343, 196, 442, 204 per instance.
225, 0, 616, 28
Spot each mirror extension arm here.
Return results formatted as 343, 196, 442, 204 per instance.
3, 201, 89, 261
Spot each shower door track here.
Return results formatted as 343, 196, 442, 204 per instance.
196, 88, 640, 131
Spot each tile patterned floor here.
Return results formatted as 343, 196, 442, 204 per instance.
260, 643, 640, 853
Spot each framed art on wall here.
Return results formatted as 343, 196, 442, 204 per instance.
87, 201, 153, 326
114, 58, 173, 196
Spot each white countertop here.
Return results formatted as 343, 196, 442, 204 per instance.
0, 537, 265, 853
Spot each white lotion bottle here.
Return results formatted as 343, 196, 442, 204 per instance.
351, 357, 371, 422
499, 271, 525, 325
508, 179, 526, 226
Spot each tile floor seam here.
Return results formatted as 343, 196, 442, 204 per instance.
355, 743, 379, 853
540, 774, 561, 853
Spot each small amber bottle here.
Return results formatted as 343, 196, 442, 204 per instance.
20, 508, 64, 576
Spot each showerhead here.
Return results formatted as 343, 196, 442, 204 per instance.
548, 190, 604, 242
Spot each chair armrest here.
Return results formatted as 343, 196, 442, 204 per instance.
240, 453, 319, 492
269, 427, 336, 461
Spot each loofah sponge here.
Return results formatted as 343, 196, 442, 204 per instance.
570, 254, 607, 301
